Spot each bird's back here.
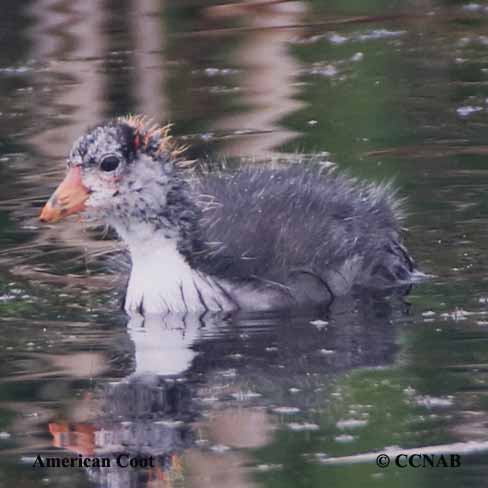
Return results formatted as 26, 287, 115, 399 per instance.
192, 165, 415, 300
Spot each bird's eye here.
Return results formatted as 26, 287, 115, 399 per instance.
100, 155, 120, 172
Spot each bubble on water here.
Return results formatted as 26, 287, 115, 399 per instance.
336, 419, 368, 429
0, 294, 16, 302
415, 395, 454, 408
319, 160, 335, 169
464, 3, 483, 11
231, 390, 262, 400
312, 452, 329, 461
228, 353, 243, 360
203, 67, 239, 77
205, 68, 221, 76
0, 66, 32, 75
310, 319, 328, 328
200, 132, 214, 141
273, 406, 300, 414
210, 444, 230, 453
457, 105, 483, 117
329, 33, 348, 45
220, 369, 236, 378
208, 86, 241, 94
404, 386, 416, 396
334, 434, 357, 443
440, 309, 470, 320
288, 422, 319, 431
357, 29, 406, 41
255, 463, 283, 471
320, 349, 335, 355
154, 420, 183, 427
309, 64, 338, 77
351, 52, 364, 62
201, 396, 219, 403
289, 34, 326, 45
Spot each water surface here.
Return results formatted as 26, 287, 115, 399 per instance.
1, 1, 488, 487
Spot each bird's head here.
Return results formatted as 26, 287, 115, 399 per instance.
40, 116, 192, 242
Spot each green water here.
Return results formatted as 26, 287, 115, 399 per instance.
1, 1, 488, 487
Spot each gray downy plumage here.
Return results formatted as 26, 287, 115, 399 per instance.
192, 165, 415, 305
47, 117, 418, 315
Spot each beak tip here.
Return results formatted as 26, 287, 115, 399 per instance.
39, 166, 89, 224
39, 203, 58, 224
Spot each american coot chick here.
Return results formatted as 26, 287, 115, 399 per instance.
40, 116, 416, 315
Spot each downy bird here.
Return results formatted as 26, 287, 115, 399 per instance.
40, 116, 417, 315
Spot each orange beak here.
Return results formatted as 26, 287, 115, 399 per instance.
40, 166, 90, 223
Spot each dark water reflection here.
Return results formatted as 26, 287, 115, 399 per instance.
1, 297, 403, 487
2, 0, 488, 487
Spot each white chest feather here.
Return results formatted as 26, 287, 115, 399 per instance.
123, 235, 235, 315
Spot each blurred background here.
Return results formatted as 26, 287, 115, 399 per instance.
2, 0, 488, 487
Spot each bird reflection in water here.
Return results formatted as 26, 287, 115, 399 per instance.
47, 293, 408, 487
